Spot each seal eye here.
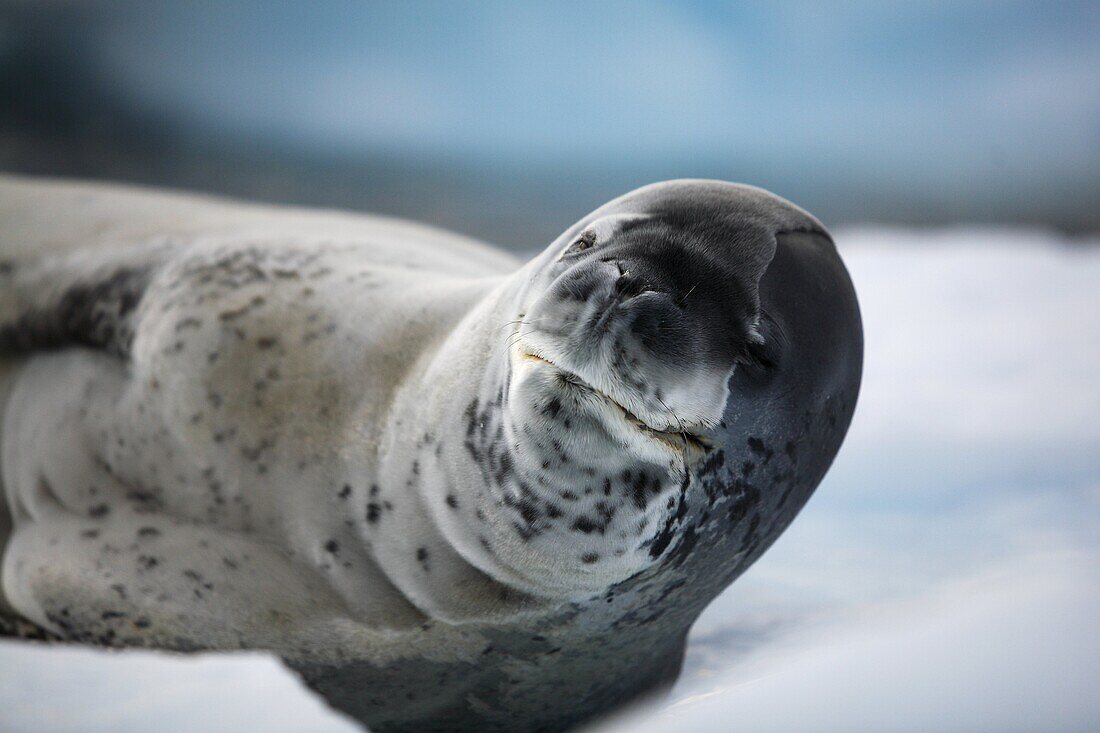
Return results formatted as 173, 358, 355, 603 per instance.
562, 231, 597, 258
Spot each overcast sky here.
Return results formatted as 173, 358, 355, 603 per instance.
82, 1, 1100, 174
2, 1, 1098, 229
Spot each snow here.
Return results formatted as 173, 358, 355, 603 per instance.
0, 646, 359, 733
597, 549, 1100, 733
602, 228, 1100, 731
2, 228, 1098, 732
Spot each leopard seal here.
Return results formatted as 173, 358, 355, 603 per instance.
0, 175, 862, 732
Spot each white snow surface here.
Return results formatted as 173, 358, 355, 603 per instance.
0, 645, 359, 733
2, 227, 1099, 732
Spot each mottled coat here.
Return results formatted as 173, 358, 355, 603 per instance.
0, 176, 861, 732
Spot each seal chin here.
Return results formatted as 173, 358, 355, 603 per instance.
513, 346, 711, 458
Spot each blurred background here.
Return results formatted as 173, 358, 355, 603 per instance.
2, 0, 1098, 246
1, 2, 1098, 732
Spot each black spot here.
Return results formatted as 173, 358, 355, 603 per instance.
701, 449, 726, 476
629, 475, 648, 509
137, 527, 160, 538
366, 503, 381, 523
445, 494, 459, 509
581, 553, 600, 564
324, 539, 339, 554
747, 436, 774, 463
0, 265, 150, 356
338, 484, 352, 499
88, 503, 110, 518
649, 490, 689, 560
511, 521, 538, 542
572, 517, 600, 534
666, 524, 699, 567
515, 498, 541, 525
126, 489, 161, 507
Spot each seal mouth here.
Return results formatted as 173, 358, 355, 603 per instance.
519, 351, 712, 454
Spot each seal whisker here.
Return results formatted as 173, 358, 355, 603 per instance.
504, 329, 538, 353
498, 317, 548, 332
677, 282, 699, 307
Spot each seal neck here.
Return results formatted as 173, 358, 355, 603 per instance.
373, 270, 689, 616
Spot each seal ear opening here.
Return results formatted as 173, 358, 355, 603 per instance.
734, 227, 839, 385
736, 310, 786, 383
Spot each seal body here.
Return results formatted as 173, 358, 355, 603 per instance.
0, 175, 862, 732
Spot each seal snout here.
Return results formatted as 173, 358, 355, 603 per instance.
520, 253, 732, 437
568, 259, 686, 347
515, 179, 827, 445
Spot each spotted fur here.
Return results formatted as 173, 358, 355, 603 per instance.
0, 175, 862, 733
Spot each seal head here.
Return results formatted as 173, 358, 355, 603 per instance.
518, 183, 785, 435
403, 181, 832, 607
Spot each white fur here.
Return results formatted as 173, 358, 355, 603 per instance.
0, 176, 731, 660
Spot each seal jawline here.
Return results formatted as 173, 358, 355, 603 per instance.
518, 350, 712, 454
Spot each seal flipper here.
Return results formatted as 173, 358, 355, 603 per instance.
0, 243, 173, 358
